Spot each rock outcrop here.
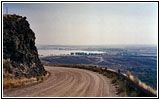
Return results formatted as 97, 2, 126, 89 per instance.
3, 14, 46, 78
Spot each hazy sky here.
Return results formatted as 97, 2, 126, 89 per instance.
3, 2, 158, 45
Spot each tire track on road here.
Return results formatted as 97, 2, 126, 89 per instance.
3, 66, 118, 97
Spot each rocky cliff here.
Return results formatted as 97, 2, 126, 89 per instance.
3, 14, 46, 78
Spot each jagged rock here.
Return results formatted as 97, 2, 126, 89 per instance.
3, 14, 46, 78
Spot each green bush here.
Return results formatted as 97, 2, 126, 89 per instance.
117, 81, 127, 93
112, 76, 118, 84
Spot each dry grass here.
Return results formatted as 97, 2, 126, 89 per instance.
3, 72, 49, 90
3, 59, 14, 78
36, 72, 49, 81
3, 58, 10, 64
3, 69, 10, 78
16, 17, 22, 21
126, 72, 157, 96
3, 14, 9, 18
138, 80, 157, 95
127, 71, 131, 78
3, 58, 50, 90
43, 63, 157, 96
3, 77, 37, 89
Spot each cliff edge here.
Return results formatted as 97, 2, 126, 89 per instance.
3, 14, 46, 78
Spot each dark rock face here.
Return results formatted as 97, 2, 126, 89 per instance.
3, 14, 46, 78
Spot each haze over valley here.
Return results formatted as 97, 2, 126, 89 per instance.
38, 45, 157, 89
3, 2, 158, 97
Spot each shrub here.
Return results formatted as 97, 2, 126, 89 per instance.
3, 59, 13, 74
36, 77, 40, 81
36, 72, 49, 81
23, 16, 27, 20
3, 69, 10, 78
103, 72, 107, 76
117, 81, 127, 93
106, 73, 115, 78
40, 76, 44, 80
3, 59, 10, 68
112, 77, 117, 84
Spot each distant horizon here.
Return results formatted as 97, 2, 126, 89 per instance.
36, 43, 157, 46
3, 2, 158, 45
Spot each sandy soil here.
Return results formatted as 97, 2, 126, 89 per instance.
3, 66, 118, 97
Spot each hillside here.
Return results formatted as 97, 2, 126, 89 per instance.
3, 14, 46, 79
40, 55, 157, 89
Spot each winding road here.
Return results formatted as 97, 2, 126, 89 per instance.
3, 66, 118, 97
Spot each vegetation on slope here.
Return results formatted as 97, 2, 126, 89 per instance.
3, 59, 49, 89
3, 14, 48, 89
42, 62, 157, 97
40, 55, 157, 89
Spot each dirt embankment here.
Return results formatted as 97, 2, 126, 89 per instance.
3, 66, 118, 97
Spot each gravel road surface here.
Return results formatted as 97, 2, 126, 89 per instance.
3, 66, 118, 97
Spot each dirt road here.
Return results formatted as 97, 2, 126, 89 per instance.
3, 66, 118, 97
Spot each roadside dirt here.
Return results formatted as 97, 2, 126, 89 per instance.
3, 66, 118, 97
